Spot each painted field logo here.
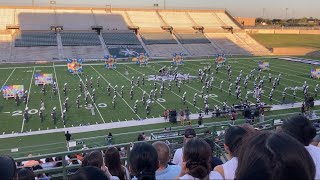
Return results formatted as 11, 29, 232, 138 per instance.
147, 73, 197, 82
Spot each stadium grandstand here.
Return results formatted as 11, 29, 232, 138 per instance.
1, 3, 320, 180
0, 7, 271, 62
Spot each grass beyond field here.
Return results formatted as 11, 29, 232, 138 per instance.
250, 34, 320, 49
0, 57, 319, 134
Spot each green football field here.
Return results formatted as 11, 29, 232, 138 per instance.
0, 57, 319, 134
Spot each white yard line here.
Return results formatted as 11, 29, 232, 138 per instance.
76, 73, 106, 123
90, 65, 142, 119
53, 63, 63, 119
1, 68, 16, 87
21, 67, 35, 133
114, 68, 167, 110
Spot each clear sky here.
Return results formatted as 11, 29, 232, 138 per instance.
1, 0, 319, 19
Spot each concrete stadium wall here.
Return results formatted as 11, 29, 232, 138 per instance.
245, 29, 320, 35
272, 47, 317, 55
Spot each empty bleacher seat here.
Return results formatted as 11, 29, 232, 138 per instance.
102, 31, 140, 45
60, 32, 100, 46
146, 44, 188, 57
126, 11, 163, 30
93, 10, 129, 30
175, 32, 210, 44
14, 31, 57, 47
140, 32, 177, 45
63, 46, 104, 59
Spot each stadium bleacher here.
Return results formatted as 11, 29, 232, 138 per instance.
14, 31, 57, 47
55, 10, 95, 31
60, 32, 100, 46
159, 11, 194, 30
63, 46, 104, 59
92, 10, 129, 30
215, 12, 240, 29
183, 44, 218, 56
127, 11, 163, 31
174, 32, 211, 44
102, 31, 140, 45
188, 12, 224, 29
140, 32, 177, 45
0, 7, 272, 60
0, 34, 12, 61
11, 46, 59, 61
146, 44, 188, 57
16, 9, 55, 30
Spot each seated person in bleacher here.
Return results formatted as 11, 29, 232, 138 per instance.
152, 141, 181, 180
172, 128, 196, 166
0, 155, 16, 180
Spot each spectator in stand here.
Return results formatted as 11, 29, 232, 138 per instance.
178, 138, 223, 179
23, 154, 39, 167
281, 115, 320, 179
41, 157, 55, 169
70, 166, 110, 180
104, 146, 130, 180
236, 132, 315, 180
128, 142, 158, 180
152, 141, 181, 180
137, 134, 144, 141
172, 128, 196, 166
33, 165, 49, 180
203, 138, 223, 170
82, 150, 116, 179
0, 155, 16, 180
311, 135, 320, 147
107, 133, 113, 145
214, 126, 249, 180
68, 155, 81, 173
15, 168, 35, 180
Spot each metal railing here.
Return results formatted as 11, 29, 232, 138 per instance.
11, 116, 320, 179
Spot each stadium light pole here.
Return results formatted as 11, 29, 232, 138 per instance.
285, 8, 288, 19
164, 0, 166, 9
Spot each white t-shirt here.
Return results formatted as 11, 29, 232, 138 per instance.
172, 148, 183, 166
305, 145, 320, 180
222, 157, 238, 180
179, 171, 223, 180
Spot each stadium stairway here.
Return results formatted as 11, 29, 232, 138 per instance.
98, 34, 110, 56
56, 33, 64, 60
171, 33, 191, 56
135, 33, 151, 56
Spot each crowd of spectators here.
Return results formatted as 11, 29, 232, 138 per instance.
0, 115, 319, 180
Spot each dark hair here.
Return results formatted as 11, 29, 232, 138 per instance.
0, 155, 16, 180
105, 146, 125, 180
129, 142, 158, 180
224, 126, 247, 157
82, 151, 103, 168
32, 165, 43, 178
70, 166, 110, 180
15, 168, 35, 180
183, 138, 211, 179
282, 115, 317, 146
236, 132, 315, 180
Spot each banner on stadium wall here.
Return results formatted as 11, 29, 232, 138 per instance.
258, 61, 270, 70
67, 59, 83, 74
215, 54, 226, 65
172, 53, 184, 65
2, 85, 24, 98
311, 69, 320, 79
133, 53, 149, 66
104, 55, 117, 69
34, 74, 53, 85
